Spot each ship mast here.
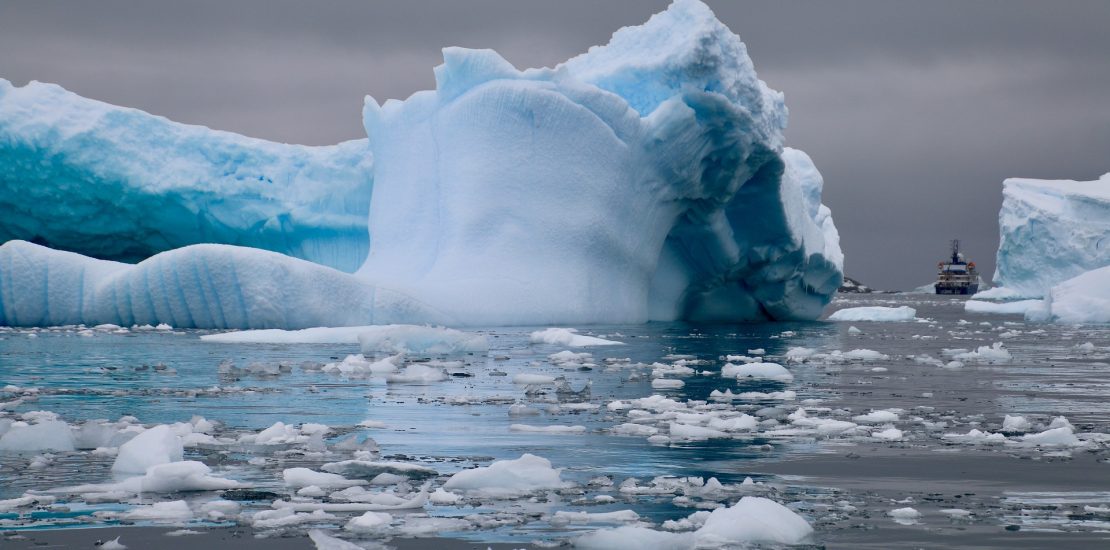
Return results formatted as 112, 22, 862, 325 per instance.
950, 239, 960, 264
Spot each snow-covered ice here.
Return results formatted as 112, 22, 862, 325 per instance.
442, 453, 568, 497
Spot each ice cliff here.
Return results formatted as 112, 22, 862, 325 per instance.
0, 80, 374, 273
0, 0, 843, 328
987, 173, 1110, 299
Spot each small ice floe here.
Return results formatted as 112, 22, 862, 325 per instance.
442, 454, 569, 498
1001, 415, 1032, 433
964, 299, 1042, 315
721, 362, 793, 382
945, 342, 1011, 363
940, 508, 972, 519
853, 410, 900, 424
575, 496, 812, 549
283, 468, 367, 489
385, 364, 448, 384
942, 429, 1007, 444
848, 326, 862, 334
99, 537, 127, 549
321, 353, 403, 376
872, 427, 904, 441
428, 488, 461, 505
709, 389, 796, 401
550, 350, 595, 366
530, 328, 623, 347
652, 378, 686, 389
120, 500, 193, 522
112, 425, 183, 474
252, 508, 337, 530
308, 529, 364, 550
888, 506, 921, 525
828, 306, 916, 322
344, 511, 393, 533
0, 419, 75, 452
509, 424, 587, 434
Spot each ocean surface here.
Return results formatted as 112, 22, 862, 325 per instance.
2, 293, 1109, 548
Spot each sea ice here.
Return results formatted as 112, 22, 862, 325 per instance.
0, 420, 75, 452
964, 300, 1041, 315
112, 425, 183, 474
0, 0, 842, 328
529, 328, 623, 347
827, 306, 916, 322
721, 362, 793, 382
442, 453, 568, 497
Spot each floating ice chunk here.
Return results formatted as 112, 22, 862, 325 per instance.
828, 306, 916, 322
100, 537, 126, 550
853, 410, 900, 424
308, 529, 366, 550
611, 423, 661, 437
386, 364, 448, 384
942, 429, 1007, 444
112, 425, 183, 474
0, 420, 75, 452
841, 349, 889, 361
1020, 426, 1083, 447
344, 511, 393, 533
322, 354, 403, 376
652, 378, 686, 389
964, 300, 1041, 315
941, 508, 972, 518
575, 525, 693, 550
1025, 265, 1110, 324
125, 461, 243, 493
429, 488, 462, 505
530, 328, 624, 347
203, 325, 488, 356
283, 468, 367, 489
888, 507, 921, 525
695, 496, 813, 545
669, 423, 729, 440
1002, 415, 1032, 433
847, 326, 862, 334
252, 508, 337, 529
121, 500, 193, 521
442, 454, 567, 497
951, 343, 1011, 363
872, 427, 904, 441
721, 362, 793, 382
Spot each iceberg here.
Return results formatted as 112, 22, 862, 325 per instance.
989, 173, 1110, 298
0, 0, 842, 328
1024, 265, 1110, 324
0, 79, 373, 273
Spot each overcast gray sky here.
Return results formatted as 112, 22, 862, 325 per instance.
2, 0, 1108, 290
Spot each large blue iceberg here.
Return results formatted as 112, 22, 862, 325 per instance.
0, 0, 843, 328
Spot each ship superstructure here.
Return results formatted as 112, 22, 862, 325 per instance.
935, 240, 979, 295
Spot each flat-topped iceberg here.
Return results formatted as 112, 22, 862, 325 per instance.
0, 0, 842, 328
987, 173, 1110, 299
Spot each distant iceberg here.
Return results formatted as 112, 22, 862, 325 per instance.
0, 0, 842, 328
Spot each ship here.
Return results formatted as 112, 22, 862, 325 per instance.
935, 239, 979, 295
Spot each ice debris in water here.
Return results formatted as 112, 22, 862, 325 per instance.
828, 306, 916, 322
202, 324, 488, 354
575, 496, 812, 549
443, 454, 568, 498
529, 328, 624, 347
0, 0, 842, 328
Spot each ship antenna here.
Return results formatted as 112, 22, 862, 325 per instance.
951, 239, 960, 263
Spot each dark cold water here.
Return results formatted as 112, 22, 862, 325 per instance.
1, 294, 1109, 548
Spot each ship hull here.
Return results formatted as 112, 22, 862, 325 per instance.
936, 284, 979, 295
